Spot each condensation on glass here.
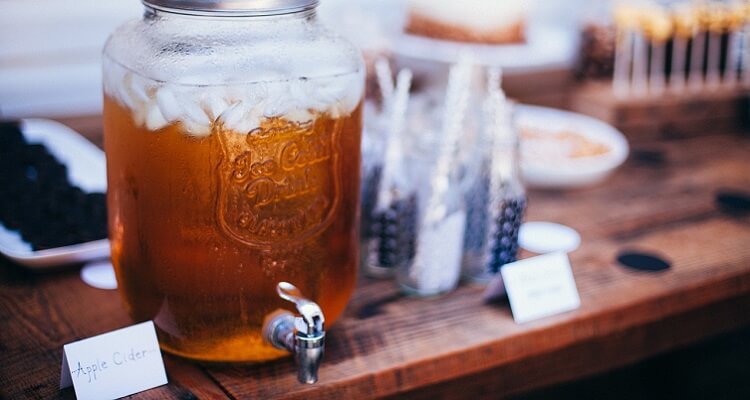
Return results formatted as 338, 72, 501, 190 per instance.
102, 0, 364, 362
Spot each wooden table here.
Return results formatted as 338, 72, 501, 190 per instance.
2, 119, 750, 399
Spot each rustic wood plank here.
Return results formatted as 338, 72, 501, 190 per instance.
387, 295, 750, 400
0, 258, 221, 400
529, 133, 750, 241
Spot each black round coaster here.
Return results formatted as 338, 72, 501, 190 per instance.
616, 251, 671, 272
716, 191, 750, 216
630, 149, 666, 166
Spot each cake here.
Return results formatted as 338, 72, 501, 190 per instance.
405, 0, 527, 45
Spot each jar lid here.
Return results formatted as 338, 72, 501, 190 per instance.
142, 0, 319, 16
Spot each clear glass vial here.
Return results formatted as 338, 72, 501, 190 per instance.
462, 102, 526, 283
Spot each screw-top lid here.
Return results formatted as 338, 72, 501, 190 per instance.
142, 0, 319, 16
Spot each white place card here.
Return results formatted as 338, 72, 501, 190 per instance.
501, 252, 581, 324
60, 321, 168, 400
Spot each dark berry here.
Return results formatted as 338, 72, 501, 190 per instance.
373, 194, 418, 268
487, 196, 527, 273
0, 122, 108, 251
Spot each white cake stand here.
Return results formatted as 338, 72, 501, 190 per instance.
391, 23, 579, 75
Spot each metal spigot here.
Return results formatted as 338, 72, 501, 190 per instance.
263, 282, 325, 384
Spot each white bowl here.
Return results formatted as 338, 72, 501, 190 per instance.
516, 105, 629, 189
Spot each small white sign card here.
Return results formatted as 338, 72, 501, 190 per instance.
60, 321, 168, 400
501, 252, 581, 324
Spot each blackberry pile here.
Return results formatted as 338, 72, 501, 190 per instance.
372, 194, 417, 268
0, 121, 108, 251
488, 197, 526, 273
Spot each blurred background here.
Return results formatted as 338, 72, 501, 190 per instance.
0, 0, 596, 119
0, 0, 142, 118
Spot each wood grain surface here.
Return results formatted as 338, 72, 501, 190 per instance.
1, 122, 749, 399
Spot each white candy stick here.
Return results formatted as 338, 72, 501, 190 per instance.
485, 68, 505, 142
409, 58, 472, 293
486, 67, 502, 98
374, 58, 395, 111
631, 32, 648, 97
410, 210, 466, 294
689, 31, 706, 91
724, 31, 741, 86
671, 36, 688, 92
390, 70, 412, 142
485, 66, 508, 168
650, 42, 666, 96
483, 67, 513, 269
419, 57, 472, 228
613, 29, 633, 98
375, 68, 413, 212
706, 31, 722, 88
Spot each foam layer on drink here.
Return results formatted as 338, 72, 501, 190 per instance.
104, 61, 364, 137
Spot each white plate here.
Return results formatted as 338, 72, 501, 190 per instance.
519, 221, 581, 254
516, 105, 629, 189
0, 118, 110, 269
391, 24, 579, 73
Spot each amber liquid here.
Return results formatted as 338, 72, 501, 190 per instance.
103, 96, 362, 362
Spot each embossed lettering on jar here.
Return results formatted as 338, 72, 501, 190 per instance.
102, 0, 364, 362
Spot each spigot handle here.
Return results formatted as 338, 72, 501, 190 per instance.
264, 282, 326, 384
277, 282, 325, 337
